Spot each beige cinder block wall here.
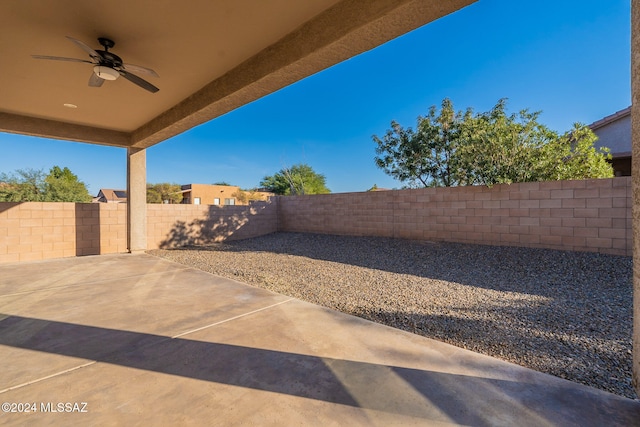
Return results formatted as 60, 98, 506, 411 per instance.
0, 179, 632, 263
0, 201, 278, 262
278, 178, 631, 256
631, 0, 639, 396
147, 201, 278, 249
0, 202, 127, 263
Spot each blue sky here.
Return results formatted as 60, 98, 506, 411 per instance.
0, 0, 631, 195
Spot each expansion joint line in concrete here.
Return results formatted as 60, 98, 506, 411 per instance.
0, 362, 96, 394
171, 298, 294, 339
0, 299, 294, 393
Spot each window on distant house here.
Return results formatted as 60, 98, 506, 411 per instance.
194, 197, 201, 205
213, 198, 220, 205
225, 198, 235, 206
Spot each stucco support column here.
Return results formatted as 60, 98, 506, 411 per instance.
127, 147, 147, 253
633, 0, 640, 397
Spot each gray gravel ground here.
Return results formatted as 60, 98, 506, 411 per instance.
147, 232, 636, 400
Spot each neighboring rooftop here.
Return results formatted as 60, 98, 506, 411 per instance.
588, 106, 631, 131
96, 189, 127, 203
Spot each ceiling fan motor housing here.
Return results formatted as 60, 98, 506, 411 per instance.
94, 38, 122, 80
97, 50, 123, 67
95, 37, 123, 78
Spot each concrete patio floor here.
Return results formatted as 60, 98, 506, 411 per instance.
0, 254, 638, 426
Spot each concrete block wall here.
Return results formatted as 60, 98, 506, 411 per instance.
0, 201, 277, 262
278, 177, 632, 256
147, 201, 278, 249
0, 202, 127, 263
277, 190, 395, 238
0, 178, 631, 263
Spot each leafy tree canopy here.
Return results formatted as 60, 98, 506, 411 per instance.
232, 189, 268, 204
260, 163, 330, 195
0, 169, 47, 202
0, 166, 91, 202
373, 98, 613, 188
147, 183, 183, 204
45, 166, 92, 202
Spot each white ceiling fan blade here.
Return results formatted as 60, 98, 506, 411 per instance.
120, 70, 159, 93
66, 36, 101, 60
31, 55, 93, 64
88, 72, 104, 87
122, 63, 159, 78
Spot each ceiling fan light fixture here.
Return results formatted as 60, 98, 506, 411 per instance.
93, 65, 119, 81
33, 37, 158, 92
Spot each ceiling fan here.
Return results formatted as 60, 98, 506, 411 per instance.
32, 36, 159, 93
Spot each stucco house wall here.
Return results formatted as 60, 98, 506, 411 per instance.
591, 107, 632, 176
181, 184, 240, 206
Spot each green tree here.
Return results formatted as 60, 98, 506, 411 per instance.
44, 166, 92, 202
0, 166, 91, 202
455, 99, 558, 185
537, 123, 614, 181
232, 189, 267, 204
260, 164, 330, 195
373, 98, 613, 188
374, 98, 471, 187
146, 183, 183, 204
0, 168, 47, 201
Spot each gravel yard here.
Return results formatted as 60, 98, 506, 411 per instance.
148, 232, 636, 400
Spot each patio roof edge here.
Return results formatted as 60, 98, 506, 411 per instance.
0, 112, 131, 148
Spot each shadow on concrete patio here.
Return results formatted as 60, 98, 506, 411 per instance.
361, 307, 634, 399
2, 313, 639, 426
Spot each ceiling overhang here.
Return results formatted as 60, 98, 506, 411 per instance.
0, 0, 476, 149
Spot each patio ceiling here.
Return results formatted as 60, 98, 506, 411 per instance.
0, 0, 475, 149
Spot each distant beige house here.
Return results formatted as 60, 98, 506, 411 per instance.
95, 189, 127, 203
589, 106, 631, 176
181, 184, 274, 206
94, 184, 271, 205
180, 184, 273, 206
180, 184, 239, 206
